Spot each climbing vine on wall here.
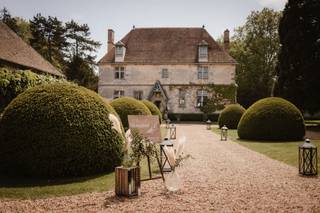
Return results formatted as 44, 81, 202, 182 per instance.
200, 84, 236, 114
0, 67, 68, 112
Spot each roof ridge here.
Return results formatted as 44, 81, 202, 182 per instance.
133, 27, 204, 30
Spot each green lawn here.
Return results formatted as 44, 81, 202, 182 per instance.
305, 120, 320, 125
0, 127, 167, 199
211, 126, 320, 172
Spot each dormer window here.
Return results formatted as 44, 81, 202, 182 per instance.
198, 40, 208, 62
115, 41, 126, 62
199, 46, 208, 58
116, 46, 123, 57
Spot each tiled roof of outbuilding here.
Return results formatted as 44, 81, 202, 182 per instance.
0, 22, 63, 77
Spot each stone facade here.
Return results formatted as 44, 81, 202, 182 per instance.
99, 64, 235, 113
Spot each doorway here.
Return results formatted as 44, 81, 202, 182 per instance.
154, 101, 161, 109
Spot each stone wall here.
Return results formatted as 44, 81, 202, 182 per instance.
99, 64, 235, 85
98, 64, 235, 113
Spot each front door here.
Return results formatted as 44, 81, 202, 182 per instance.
154, 101, 161, 109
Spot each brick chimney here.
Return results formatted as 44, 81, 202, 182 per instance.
107, 29, 114, 52
223, 29, 230, 52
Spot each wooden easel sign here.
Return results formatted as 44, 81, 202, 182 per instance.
128, 115, 164, 181
128, 115, 161, 143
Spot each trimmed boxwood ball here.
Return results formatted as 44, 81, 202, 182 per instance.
237, 97, 305, 141
111, 97, 152, 129
141, 100, 162, 122
218, 104, 245, 129
0, 83, 124, 178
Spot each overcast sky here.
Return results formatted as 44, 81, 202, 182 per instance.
1, 0, 287, 61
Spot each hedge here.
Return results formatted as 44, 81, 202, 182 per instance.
0, 67, 66, 112
218, 104, 245, 129
168, 113, 219, 122
237, 97, 305, 141
0, 83, 124, 178
141, 100, 162, 122
111, 97, 152, 129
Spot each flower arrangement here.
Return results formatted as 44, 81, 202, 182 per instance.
123, 129, 157, 167
162, 136, 191, 192
163, 136, 190, 169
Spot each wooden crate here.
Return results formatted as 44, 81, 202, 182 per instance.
115, 166, 140, 197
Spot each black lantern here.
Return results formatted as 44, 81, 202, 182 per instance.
169, 124, 176, 139
166, 119, 171, 129
206, 119, 212, 130
160, 138, 174, 172
299, 139, 318, 176
221, 125, 228, 141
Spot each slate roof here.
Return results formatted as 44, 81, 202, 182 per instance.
0, 22, 63, 77
99, 27, 236, 65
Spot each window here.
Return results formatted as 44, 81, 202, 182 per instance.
198, 66, 208, 79
196, 90, 208, 107
199, 46, 208, 59
134, 91, 143, 100
114, 67, 125, 79
115, 46, 123, 57
113, 90, 124, 99
178, 89, 186, 108
162, 69, 169, 78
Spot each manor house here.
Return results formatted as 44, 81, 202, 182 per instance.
98, 27, 236, 116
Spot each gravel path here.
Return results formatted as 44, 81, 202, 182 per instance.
1, 124, 320, 212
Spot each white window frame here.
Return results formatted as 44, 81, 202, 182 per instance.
162, 68, 169, 78
199, 46, 208, 59
133, 90, 143, 100
178, 89, 186, 108
115, 46, 123, 57
114, 66, 125, 79
113, 90, 124, 99
198, 66, 209, 79
196, 90, 208, 107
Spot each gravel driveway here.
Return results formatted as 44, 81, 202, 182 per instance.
1, 123, 320, 212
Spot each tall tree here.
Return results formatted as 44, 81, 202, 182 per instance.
230, 8, 281, 108
29, 14, 67, 70
65, 20, 100, 60
276, 0, 320, 114
0, 7, 31, 43
0, 7, 18, 31
65, 56, 98, 91
64, 20, 101, 91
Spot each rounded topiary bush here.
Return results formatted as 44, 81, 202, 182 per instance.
141, 100, 162, 122
237, 97, 305, 141
111, 97, 152, 129
0, 83, 124, 178
218, 104, 245, 129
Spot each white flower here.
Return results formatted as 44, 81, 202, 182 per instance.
125, 129, 133, 150
108, 113, 122, 135
163, 145, 176, 167
176, 136, 186, 157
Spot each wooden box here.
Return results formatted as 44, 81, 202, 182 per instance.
115, 166, 141, 197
